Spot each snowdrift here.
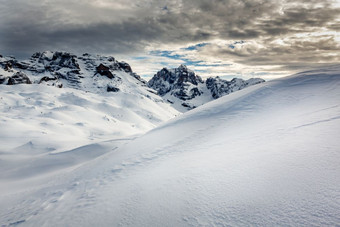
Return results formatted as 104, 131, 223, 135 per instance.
1, 66, 340, 226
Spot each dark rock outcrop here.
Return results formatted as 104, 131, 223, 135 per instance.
3, 61, 12, 71
147, 64, 265, 110
107, 85, 120, 92
181, 102, 196, 110
149, 65, 265, 101
148, 64, 204, 100
43, 52, 80, 71
39, 76, 58, 84
0, 51, 148, 94
0, 75, 7, 84
7, 72, 32, 85
130, 72, 147, 84
206, 77, 265, 99
118, 62, 132, 73
96, 64, 114, 79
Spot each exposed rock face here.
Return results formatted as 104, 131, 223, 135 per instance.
118, 62, 132, 73
148, 65, 265, 111
130, 73, 147, 84
206, 77, 265, 99
0, 52, 265, 112
0, 51, 146, 93
0, 75, 7, 84
0, 57, 16, 72
107, 85, 120, 92
39, 76, 58, 84
38, 52, 80, 72
96, 64, 114, 79
7, 72, 32, 85
4, 62, 13, 71
148, 65, 204, 100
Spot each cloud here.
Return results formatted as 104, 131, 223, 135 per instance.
200, 36, 340, 67
0, 0, 339, 78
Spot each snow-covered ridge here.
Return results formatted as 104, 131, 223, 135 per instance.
148, 64, 265, 111
0, 51, 179, 153
1, 66, 339, 226
0, 51, 147, 93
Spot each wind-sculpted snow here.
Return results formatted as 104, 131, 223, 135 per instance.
0, 84, 178, 151
0, 66, 340, 226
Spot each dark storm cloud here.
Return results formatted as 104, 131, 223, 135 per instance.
0, 0, 339, 74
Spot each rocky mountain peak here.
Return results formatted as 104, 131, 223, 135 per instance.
177, 64, 187, 71
148, 65, 265, 111
148, 65, 204, 99
206, 76, 265, 99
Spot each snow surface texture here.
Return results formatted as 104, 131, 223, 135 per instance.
0, 84, 178, 151
1, 66, 340, 226
148, 64, 265, 112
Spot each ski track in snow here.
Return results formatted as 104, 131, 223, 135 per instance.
1, 67, 340, 226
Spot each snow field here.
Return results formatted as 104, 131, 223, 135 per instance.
1, 66, 340, 226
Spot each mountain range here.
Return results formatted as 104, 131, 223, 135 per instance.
148, 64, 264, 111
0, 51, 264, 112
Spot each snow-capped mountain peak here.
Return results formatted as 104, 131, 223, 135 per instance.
148, 65, 265, 111
206, 76, 265, 99
148, 65, 204, 98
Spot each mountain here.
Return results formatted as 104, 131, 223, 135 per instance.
1, 53, 264, 113
0, 51, 179, 152
1, 66, 339, 226
0, 51, 148, 92
148, 64, 265, 111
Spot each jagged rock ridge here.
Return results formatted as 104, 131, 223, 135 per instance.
0, 51, 147, 94
206, 77, 265, 99
0, 52, 265, 112
148, 64, 204, 101
148, 65, 265, 111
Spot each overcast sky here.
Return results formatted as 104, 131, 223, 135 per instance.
1, 0, 339, 79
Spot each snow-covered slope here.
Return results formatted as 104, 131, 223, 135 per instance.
1, 66, 340, 226
0, 51, 179, 180
0, 84, 178, 152
148, 64, 265, 112
0, 51, 179, 150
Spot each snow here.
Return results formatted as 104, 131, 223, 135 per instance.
1, 66, 340, 226
0, 84, 177, 152
163, 82, 213, 112
148, 65, 264, 112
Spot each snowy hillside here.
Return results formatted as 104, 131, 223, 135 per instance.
0, 51, 179, 151
0, 51, 179, 180
148, 64, 265, 112
0, 84, 178, 152
1, 51, 149, 94
1, 66, 340, 226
